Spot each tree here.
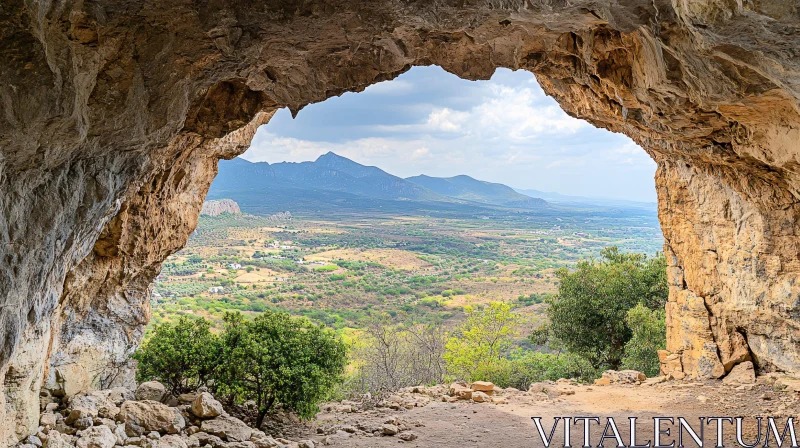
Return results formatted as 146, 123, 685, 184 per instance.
215, 312, 347, 427
621, 304, 666, 376
547, 247, 667, 370
133, 316, 219, 395
444, 302, 520, 381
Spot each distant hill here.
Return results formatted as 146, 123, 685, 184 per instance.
208, 153, 552, 216
514, 188, 656, 210
407, 174, 548, 209
210, 153, 445, 202
200, 199, 241, 216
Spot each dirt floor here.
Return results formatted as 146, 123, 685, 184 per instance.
286, 378, 800, 447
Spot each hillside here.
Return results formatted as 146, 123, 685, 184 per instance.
210, 153, 445, 203
407, 174, 547, 209
208, 154, 552, 216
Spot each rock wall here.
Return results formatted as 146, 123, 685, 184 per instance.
201, 199, 242, 217
1, 0, 799, 444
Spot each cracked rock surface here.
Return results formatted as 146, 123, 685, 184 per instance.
1, 0, 799, 444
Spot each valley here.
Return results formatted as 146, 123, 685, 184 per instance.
150, 154, 662, 335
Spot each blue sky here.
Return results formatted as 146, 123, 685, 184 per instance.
242, 66, 657, 202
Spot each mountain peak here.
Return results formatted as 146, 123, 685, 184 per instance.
315, 151, 342, 161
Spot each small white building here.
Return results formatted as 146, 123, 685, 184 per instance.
208, 286, 224, 294
228, 263, 242, 270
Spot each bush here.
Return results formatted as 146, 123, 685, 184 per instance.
547, 247, 666, 369
215, 312, 347, 426
135, 312, 347, 425
314, 265, 338, 272
133, 317, 219, 395
449, 351, 597, 390
621, 304, 666, 376
444, 302, 520, 381
505, 351, 597, 389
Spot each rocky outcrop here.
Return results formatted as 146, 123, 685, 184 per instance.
200, 199, 241, 217
1, 0, 799, 444
22, 382, 311, 448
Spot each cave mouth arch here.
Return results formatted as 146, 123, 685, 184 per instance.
2, 0, 800, 443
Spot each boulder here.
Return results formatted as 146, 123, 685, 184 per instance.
593, 377, 611, 386
528, 383, 558, 399
119, 400, 185, 436
191, 392, 224, 419
75, 425, 116, 448
251, 435, 282, 448
723, 361, 756, 385
24, 435, 42, 447
227, 442, 257, 448
40, 412, 59, 428
54, 364, 91, 399
67, 391, 114, 417
107, 387, 135, 406
188, 432, 224, 447
150, 434, 189, 448
43, 431, 74, 448
398, 432, 418, 441
113, 424, 128, 445
644, 376, 667, 386
201, 415, 253, 442
381, 424, 399, 436
178, 393, 199, 404
470, 381, 495, 394
97, 404, 120, 420
136, 382, 168, 402
775, 377, 800, 392
448, 383, 472, 400
472, 391, 490, 403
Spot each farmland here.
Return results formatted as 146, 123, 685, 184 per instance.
150, 203, 662, 334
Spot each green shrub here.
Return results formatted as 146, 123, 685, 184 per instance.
133, 317, 219, 395
547, 247, 666, 369
314, 265, 338, 272
504, 351, 597, 389
621, 304, 666, 376
135, 312, 346, 425
215, 312, 347, 426
444, 302, 520, 381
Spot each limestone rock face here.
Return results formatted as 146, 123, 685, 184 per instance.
1, 0, 800, 444
200, 199, 241, 217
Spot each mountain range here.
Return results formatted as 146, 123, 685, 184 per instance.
207, 152, 549, 214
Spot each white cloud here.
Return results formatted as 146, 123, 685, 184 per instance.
425, 108, 470, 132
411, 147, 431, 160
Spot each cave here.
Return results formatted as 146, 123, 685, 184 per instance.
1, 0, 799, 443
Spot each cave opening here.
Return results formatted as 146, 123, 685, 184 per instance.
3, 1, 800, 443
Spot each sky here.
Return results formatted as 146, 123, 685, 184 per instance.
241, 66, 657, 202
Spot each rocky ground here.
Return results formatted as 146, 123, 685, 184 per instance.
17, 365, 800, 448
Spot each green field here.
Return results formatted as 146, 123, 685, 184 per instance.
150, 204, 662, 334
